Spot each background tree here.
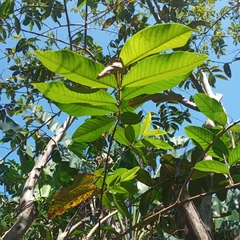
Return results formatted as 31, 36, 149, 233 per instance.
0, 0, 240, 239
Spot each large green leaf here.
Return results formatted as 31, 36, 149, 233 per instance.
122, 53, 207, 100
57, 103, 117, 117
72, 116, 116, 142
185, 126, 228, 158
194, 160, 228, 174
228, 144, 240, 166
35, 50, 117, 89
194, 93, 227, 126
122, 52, 206, 88
119, 24, 192, 66
32, 82, 117, 106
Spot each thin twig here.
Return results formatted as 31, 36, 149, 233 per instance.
63, 0, 72, 50
2, 111, 61, 161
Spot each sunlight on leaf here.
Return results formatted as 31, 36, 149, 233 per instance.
194, 160, 228, 174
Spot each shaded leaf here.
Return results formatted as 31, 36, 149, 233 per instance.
223, 63, 231, 78
136, 169, 152, 186
120, 112, 141, 125
103, 16, 116, 29
114, 126, 131, 146
120, 24, 192, 66
48, 173, 97, 219
73, 116, 116, 143
194, 160, 228, 174
194, 93, 227, 126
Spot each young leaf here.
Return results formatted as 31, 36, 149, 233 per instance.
121, 166, 140, 182
228, 144, 240, 166
32, 82, 117, 106
122, 52, 206, 88
48, 173, 97, 219
141, 112, 151, 136
194, 93, 227, 126
229, 125, 240, 133
57, 103, 117, 117
35, 50, 117, 89
143, 129, 167, 137
194, 160, 228, 174
120, 24, 192, 66
142, 138, 173, 150
72, 116, 116, 143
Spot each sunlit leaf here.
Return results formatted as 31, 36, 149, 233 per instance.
122, 52, 206, 88
194, 160, 228, 174
57, 102, 117, 117
143, 129, 167, 137
32, 82, 117, 106
48, 173, 98, 219
73, 116, 116, 142
35, 50, 117, 88
185, 126, 228, 158
120, 24, 192, 66
228, 144, 240, 166
142, 138, 173, 150
141, 112, 151, 136
194, 93, 227, 126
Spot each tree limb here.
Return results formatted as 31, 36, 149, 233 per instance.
2, 116, 75, 240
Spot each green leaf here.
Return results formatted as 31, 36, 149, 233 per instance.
120, 24, 192, 66
122, 52, 207, 88
122, 53, 207, 100
72, 116, 116, 142
121, 166, 140, 182
32, 82, 117, 106
114, 126, 131, 146
194, 160, 228, 174
57, 103, 117, 117
142, 138, 173, 150
112, 194, 129, 217
35, 50, 117, 89
228, 145, 240, 166
136, 169, 152, 186
141, 112, 151, 136
143, 129, 167, 137
185, 126, 228, 158
124, 125, 135, 143
120, 112, 142, 125
194, 93, 227, 126
229, 125, 240, 133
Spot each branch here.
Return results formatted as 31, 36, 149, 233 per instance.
114, 179, 240, 240
87, 210, 118, 239
63, 0, 72, 50
2, 116, 75, 240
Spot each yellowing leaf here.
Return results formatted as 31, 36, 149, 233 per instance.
103, 16, 116, 29
48, 173, 98, 219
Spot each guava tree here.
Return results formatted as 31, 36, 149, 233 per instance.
0, 0, 240, 239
